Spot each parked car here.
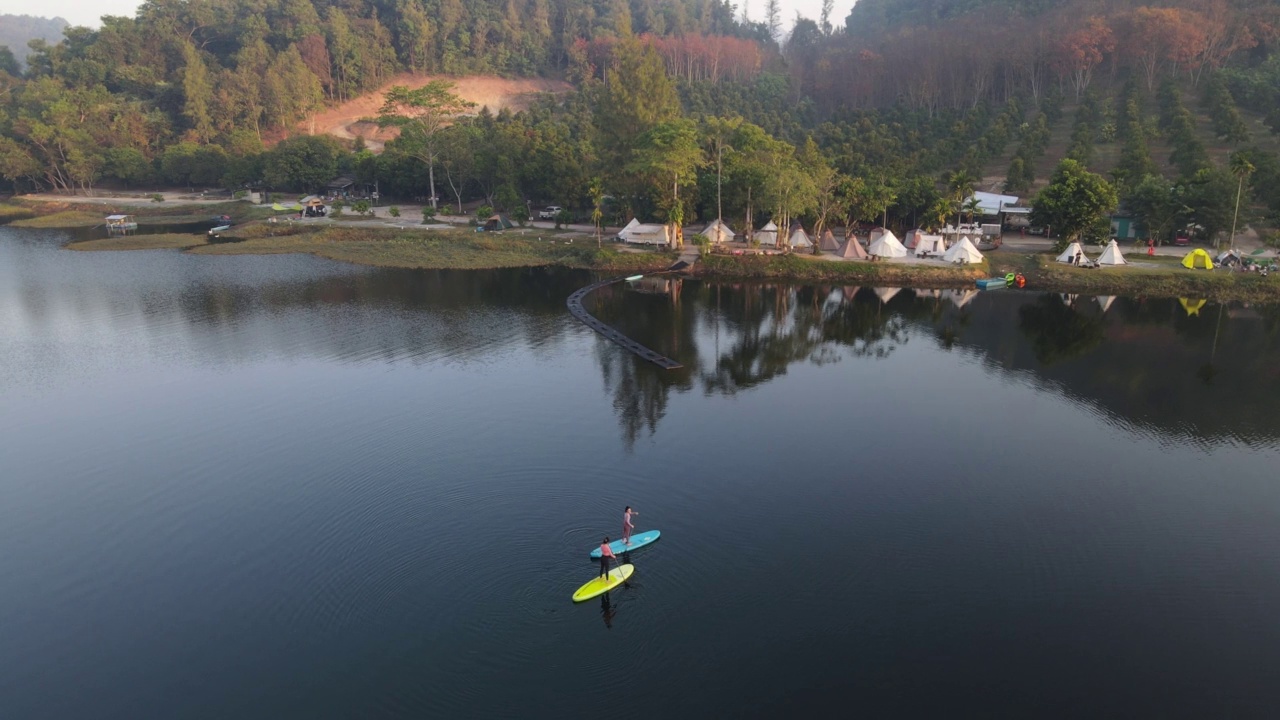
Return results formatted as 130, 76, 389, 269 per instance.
538, 205, 562, 220
1173, 236, 1190, 246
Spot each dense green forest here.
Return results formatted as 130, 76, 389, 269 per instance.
1, 0, 1279, 245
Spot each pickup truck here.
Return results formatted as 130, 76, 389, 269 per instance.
538, 205, 563, 220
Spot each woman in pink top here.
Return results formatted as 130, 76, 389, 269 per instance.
598, 537, 617, 579
622, 506, 638, 545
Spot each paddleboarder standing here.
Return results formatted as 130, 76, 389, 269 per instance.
599, 537, 617, 579
623, 506, 638, 545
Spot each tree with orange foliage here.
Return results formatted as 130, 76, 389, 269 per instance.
1053, 17, 1115, 99
1120, 7, 1207, 91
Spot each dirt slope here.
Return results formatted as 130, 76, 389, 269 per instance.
306, 74, 573, 152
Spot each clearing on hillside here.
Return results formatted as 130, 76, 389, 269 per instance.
305, 75, 573, 152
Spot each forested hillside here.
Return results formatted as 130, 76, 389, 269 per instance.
0, 14, 68, 69
0, 0, 1278, 247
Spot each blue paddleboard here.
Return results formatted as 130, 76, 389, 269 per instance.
590, 530, 661, 559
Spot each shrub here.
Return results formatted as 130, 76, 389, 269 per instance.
422, 205, 437, 223
510, 204, 530, 226
233, 190, 248, 199
476, 205, 494, 222
388, 206, 401, 218
151, 194, 165, 202
352, 199, 371, 216
555, 208, 572, 229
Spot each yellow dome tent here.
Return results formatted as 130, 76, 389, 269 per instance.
1182, 248, 1212, 270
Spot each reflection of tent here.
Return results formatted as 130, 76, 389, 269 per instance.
483, 214, 514, 231
874, 287, 901, 304
700, 219, 734, 244
819, 230, 841, 252
943, 236, 984, 264
915, 234, 947, 257
1097, 240, 1127, 266
1060, 293, 1078, 306
867, 230, 907, 258
618, 218, 671, 245
1096, 296, 1115, 313
1179, 298, 1207, 316
756, 221, 779, 247
788, 225, 813, 249
1056, 242, 1089, 264
947, 289, 978, 309
835, 236, 869, 260
842, 286, 861, 301
1182, 248, 1213, 269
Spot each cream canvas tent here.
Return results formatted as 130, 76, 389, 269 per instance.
788, 225, 813, 249
867, 229, 907, 258
835, 236, 869, 260
756, 221, 779, 247
1097, 239, 1127, 266
819, 230, 841, 252
943, 236, 984, 264
914, 234, 947, 257
700, 219, 735, 244
618, 218, 671, 246
1056, 242, 1089, 265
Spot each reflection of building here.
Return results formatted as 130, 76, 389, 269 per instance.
628, 276, 682, 302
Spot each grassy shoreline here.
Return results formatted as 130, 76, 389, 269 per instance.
16, 202, 1280, 301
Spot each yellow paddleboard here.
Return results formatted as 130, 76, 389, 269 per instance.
572, 564, 634, 603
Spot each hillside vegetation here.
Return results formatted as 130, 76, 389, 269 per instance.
0, 0, 1278, 249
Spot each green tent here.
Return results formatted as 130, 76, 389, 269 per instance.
483, 214, 514, 231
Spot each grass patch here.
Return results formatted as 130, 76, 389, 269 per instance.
10, 210, 106, 228
700, 253, 987, 286
0, 203, 36, 224
1026, 252, 1280, 301
66, 234, 210, 251
187, 225, 677, 272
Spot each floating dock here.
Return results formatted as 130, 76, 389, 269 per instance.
567, 274, 683, 370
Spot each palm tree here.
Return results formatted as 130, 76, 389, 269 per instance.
945, 169, 977, 229
1228, 151, 1255, 251
963, 196, 983, 224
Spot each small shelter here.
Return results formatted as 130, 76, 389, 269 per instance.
914, 234, 947, 258
1097, 296, 1116, 313
867, 229, 907, 259
835, 236, 869, 260
819, 230, 841, 252
700, 219, 735, 244
1182, 248, 1213, 270
618, 218, 671, 245
943, 236, 984, 264
787, 224, 813, 249
483, 214, 515, 231
1215, 249, 1242, 267
756, 221, 779, 247
968, 191, 1019, 217
1056, 242, 1089, 265
327, 176, 356, 196
104, 214, 138, 232
1097, 240, 1127, 266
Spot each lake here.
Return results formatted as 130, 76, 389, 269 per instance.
3, 226, 1280, 719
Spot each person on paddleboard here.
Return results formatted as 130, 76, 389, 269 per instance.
623, 506, 638, 545
599, 537, 617, 579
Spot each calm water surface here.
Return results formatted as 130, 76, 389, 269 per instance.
3, 227, 1280, 718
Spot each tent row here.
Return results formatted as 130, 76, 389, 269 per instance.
1055, 240, 1128, 266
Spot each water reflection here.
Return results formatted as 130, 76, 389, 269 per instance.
4, 226, 1279, 448
590, 279, 1280, 448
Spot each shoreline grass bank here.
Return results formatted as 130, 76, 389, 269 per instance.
21, 206, 1280, 302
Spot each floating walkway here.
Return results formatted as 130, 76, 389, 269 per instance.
567, 272, 683, 370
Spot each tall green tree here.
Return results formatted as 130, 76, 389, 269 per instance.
180, 42, 215, 142
630, 118, 704, 247
378, 81, 477, 209
1031, 159, 1119, 252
